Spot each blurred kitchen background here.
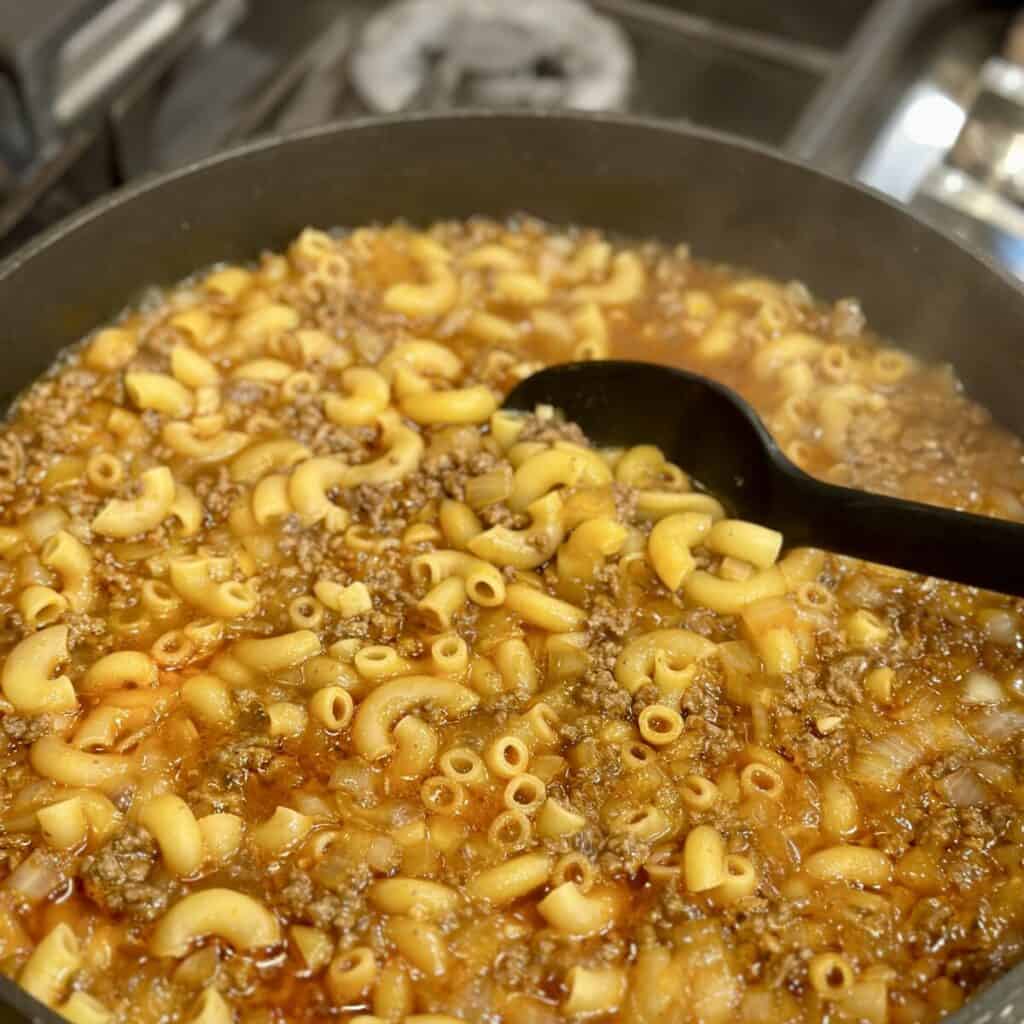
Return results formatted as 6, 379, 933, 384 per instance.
3, 0, 1024, 275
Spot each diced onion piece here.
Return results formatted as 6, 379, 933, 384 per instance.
938, 768, 991, 807
961, 671, 1005, 706
969, 708, 1024, 746
848, 728, 927, 791
3, 851, 63, 905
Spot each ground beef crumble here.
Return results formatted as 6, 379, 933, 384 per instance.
516, 412, 588, 446
274, 862, 371, 941
81, 825, 178, 922
576, 666, 631, 718
0, 713, 51, 744
208, 736, 275, 792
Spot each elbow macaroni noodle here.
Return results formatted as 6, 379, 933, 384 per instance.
0, 220, 1019, 1023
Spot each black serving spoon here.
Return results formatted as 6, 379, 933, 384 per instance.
504, 360, 1024, 597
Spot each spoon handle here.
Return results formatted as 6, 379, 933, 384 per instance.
770, 461, 1024, 596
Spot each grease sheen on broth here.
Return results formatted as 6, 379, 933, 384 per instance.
0, 219, 1022, 1024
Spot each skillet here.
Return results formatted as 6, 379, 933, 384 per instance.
0, 112, 1023, 1024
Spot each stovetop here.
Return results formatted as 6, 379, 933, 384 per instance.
1, 0, 1022, 276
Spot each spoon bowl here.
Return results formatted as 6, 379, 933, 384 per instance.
504, 360, 1024, 596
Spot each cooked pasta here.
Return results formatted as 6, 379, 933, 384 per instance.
0, 220, 1020, 1024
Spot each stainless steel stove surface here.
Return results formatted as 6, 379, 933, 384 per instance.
1, 0, 1023, 276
